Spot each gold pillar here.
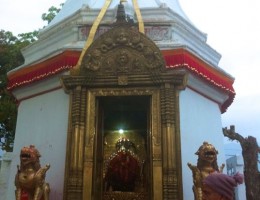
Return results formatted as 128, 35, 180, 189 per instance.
65, 86, 87, 199
151, 89, 163, 199
160, 83, 179, 199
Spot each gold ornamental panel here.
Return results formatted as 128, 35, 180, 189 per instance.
103, 192, 147, 200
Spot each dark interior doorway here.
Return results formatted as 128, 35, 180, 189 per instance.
93, 95, 151, 199
102, 96, 148, 131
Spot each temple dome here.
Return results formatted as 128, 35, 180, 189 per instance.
48, 0, 191, 28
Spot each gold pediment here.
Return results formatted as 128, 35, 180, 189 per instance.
80, 25, 165, 76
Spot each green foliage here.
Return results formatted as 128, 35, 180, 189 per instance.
0, 30, 35, 151
18, 30, 39, 43
0, 94, 17, 152
42, 3, 64, 24
0, 3, 63, 152
0, 30, 23, 151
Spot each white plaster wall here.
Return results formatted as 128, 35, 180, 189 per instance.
0, 152, 13, 200
6, 89, 70, 200
179, 88, 226, 200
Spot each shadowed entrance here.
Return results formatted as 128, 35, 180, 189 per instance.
94, 96, 151, 199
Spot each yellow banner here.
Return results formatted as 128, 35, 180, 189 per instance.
73, 0, 144, 73
74, 0, 113, 71
132, 0, 144, 33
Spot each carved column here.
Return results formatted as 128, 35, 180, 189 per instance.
160, 83, 179, 199
66, 86, 87, 200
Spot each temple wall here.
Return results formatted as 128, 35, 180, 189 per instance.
6, 89, 70, 200
179, 87, 226, 200
0, 152, 13, 200
5, 85, 228, 200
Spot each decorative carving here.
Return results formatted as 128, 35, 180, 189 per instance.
65, 87, 87, 199
71, 87, 86, 126
118, 75, 128, 85
83, 49, 102, 71
187, 142, 225, 200
80, 25, 165, 80
163, 169, 178, 199
145, 26, 171, 41
90, 88, 156, 97
79, 25, 172, 41
15, 145, 50, 200
159, 83, 180, 199
160, 86, 175, 125
103, 191, 147, 200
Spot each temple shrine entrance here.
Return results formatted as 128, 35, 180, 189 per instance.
93, 96, 151, 199
61, 5, 186, 198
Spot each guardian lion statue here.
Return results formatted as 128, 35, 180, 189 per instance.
187, 141, 225, 200
15, 145, 50, 200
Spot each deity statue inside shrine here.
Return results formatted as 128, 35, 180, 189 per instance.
15, 145, 50, 200
104, 138, 141, 192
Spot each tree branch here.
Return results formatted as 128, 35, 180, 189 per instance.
222, 125, 245, 144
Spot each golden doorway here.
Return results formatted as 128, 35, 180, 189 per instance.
93, 96, 152, 199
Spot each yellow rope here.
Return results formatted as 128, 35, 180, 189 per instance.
132, 0, 144, 33
73, 0, 113, 72
72, 0, 144, 73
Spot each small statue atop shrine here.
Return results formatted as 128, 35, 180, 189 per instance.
15, 145, 50, 200
187, 141, 225, 200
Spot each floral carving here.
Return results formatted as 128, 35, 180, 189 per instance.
80, 25, 165, 77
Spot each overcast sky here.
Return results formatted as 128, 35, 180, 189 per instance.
0, 0, 259, 144
181, 0, 260, 144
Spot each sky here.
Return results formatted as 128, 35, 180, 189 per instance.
180, 0, 260, 143
0, 0, 259, 147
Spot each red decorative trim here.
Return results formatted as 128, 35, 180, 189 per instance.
7, 49, 235, 112
163, 49, 235, 92
7, 51, 80, 90
162, 49, 235, 113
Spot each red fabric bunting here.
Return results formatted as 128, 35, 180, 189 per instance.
7, 49, 235, 112
7, 50, 80, 90
162, 49, 235, 113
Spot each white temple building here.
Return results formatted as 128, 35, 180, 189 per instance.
6, 0, 235, 199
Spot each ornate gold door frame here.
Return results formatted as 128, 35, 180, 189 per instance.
84, 88, 161, 200
61, 79, 186, 199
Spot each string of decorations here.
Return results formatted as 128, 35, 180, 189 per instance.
7, 65, 73, 90
167, 63, 235, 94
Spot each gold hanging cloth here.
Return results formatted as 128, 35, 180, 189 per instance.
72, 0, 144, 74
72, 0, 113, 73
132, 0, 144, 33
